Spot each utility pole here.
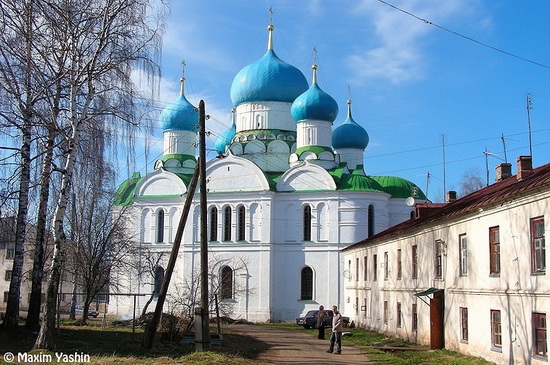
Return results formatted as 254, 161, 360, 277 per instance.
141, 161, 199, 348
196, 100, 210, 351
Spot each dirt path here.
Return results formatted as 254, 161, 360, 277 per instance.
225, 324, 373, 364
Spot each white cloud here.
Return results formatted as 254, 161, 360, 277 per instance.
347, 0, 484, 84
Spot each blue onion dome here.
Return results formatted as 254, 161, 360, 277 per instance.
159, 73, 198, 132
332, 99, 369, 150
215, 109, 237, 154
291, 64, 339, 122
230, 24, 308, 107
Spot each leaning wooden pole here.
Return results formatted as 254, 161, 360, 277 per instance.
197, 99, 211, 351
141, 160, 200, 348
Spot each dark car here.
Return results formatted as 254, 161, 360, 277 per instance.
295, 310, 349, 329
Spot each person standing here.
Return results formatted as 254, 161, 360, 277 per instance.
317, 305, 325, 339
327, 305, 342, 354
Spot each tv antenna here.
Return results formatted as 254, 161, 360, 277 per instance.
526, 93, 533, 157
500, 133, 508, 163
483, 148, 501, 186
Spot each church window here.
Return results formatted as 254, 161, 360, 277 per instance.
300, 266, 313, 300
368, 205, 375, 237
209, 207, 218, 241
237, 205, 246, 241
223, 206, 232, 241
153, 266, 164, 296
156, 210, 164, 243
220, 266, 233, 299
303, 205, 312, 241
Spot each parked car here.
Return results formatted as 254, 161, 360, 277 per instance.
74, 305, 99, 318
295, 310, 349, 329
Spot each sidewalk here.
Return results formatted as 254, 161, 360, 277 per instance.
225, 324, 373, 364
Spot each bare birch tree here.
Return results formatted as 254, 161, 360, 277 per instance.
31, 0, 166, 348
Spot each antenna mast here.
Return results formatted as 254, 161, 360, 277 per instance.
526, 93, 533, 157
500, 133, 508, 163
441, 135, 446, 198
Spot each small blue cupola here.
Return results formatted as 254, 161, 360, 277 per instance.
332, 99, 369, 150
291, 63, 338, 123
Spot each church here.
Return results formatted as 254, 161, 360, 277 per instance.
112, 22, 427, 323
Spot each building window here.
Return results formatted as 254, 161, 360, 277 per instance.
4, 270, 12, 281
368, 204, 375, 238
397, 249, 402, 280
355, 258, 359, 282
373, 254, 377, 281
533, 312, 547, 358
396, 302, 402, 328
348, 260, 352, 282
156, 210, 164, 243
531, 217, 545, 274
460, 307, 468, 342
412, 245, 418, 279
300, 266, 313, 300
237, 206, 246, 241
355, 297, 359, 315
5, 246, 14, 259
220, 266, 233, 299
489, 227, 500, 275
383, 301, 388, 325
412, 303, 418, 331
384, 252, 389, 280
223, 206, 232, 241
491, 309, 502, 348
303, 205, 312, 241
363, 256, 368, 281
3, 291, 8, 303
459, 234, 468, 276
209, 207, 218, 241
435, 239, 443, 279
153, 266, 164, 296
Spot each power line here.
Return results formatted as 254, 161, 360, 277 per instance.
376, 0, 550, 69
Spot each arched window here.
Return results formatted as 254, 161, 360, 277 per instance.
303, 205, 312, 241
223, 206, 232, 241
220, 266, 233, 299
209, 207, 218, 241
368, 204, 375, 238
237, 206, 246, 241
300, 266, 313, 300
153, 266, 164, 296
156, 210, 165, 243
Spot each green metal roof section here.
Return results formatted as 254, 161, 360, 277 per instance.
264, 172, 283, 191
338, 174, 385, 192
114, 172, 142, 206
161, 153, 196, 165
369, 175, 428, 200
294, 145, 334, 158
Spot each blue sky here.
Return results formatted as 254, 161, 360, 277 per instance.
132, 0, 550, 202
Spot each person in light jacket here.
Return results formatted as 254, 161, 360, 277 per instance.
327, 305, 342, 354
317, 305, 325, 339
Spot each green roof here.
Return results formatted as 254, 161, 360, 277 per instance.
369, 175, 427, 200
294, 145, 334, 158
114, 172, 142, 206
338, 174, 385, 192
